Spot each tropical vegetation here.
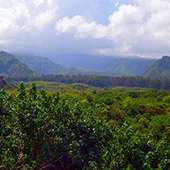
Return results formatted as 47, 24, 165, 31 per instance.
1, 82, 170, 169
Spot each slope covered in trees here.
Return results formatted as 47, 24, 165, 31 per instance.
144, 56, 170, 79
15, 54, 81, 75
7, 74, 170, 90
0, 51, 37, 77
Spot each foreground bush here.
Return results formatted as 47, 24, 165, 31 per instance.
0, 83, 112, 169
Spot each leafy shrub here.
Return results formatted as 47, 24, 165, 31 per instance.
110, 123, 170, 169
163, 95, 170, 103
0, 83, 112, 169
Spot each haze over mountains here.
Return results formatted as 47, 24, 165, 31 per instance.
1, 51, 170, 79
0, 0, 169, 66
52, 54, 156, 76
15, 53, 156, 77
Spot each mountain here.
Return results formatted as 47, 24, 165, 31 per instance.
52, 54, 156, 76
15, 53, 156, 76
92, 57, 156, 76
144, 56, 170, 79
15, 54, 81, 76
0, 51, 37, 77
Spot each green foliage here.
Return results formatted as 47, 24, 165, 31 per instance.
7, 73, 170, 90
0, 83, 112, 169
110, 123, 170, 169
163, 95, 170, 103
1, 82, 170, 169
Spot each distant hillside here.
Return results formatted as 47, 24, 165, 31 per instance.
15, 54, 81, 76
0, 51, 37, 77
144, 56, 170, 79
15, 54, 156, 77
52, 54, 156, 76
92, 57, 156, 76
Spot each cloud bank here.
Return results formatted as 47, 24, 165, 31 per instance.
55, 0, 170, 57
0, 0, 58, 45
0, 0, 170, 58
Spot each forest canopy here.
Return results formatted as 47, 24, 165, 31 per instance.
1, 83, 170, 169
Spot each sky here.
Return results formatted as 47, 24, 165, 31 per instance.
0, 0, 170, 59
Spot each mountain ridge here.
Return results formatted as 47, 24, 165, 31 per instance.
144, 56, 170, 79
14, 54, 81, 76
14, 53, 156, 76
0, 51, 37, 77
4, 51, 169, 78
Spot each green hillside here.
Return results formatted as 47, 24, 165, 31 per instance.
0, 51, 37, 77
144, 56, 170, 79
52, 54, 156, 76
106, 58, 155, 75
15, 54, 81, 76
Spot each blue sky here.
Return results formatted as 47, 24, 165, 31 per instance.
0, 0, 170, 58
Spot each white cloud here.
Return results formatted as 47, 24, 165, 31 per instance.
55, 15, 109, 39
33, 0, 45, 6
115, 2, 119, 8
33, 0, 53, 7
0, 1, 30, 45
55, 0, 170, 57
30, 9, 57, 31
0, 0, 58, 45
55, 16, 97, 38
47, 0, 53, 7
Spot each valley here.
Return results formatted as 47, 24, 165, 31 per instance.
1, 51, 170, 169
1, 0, 170, 169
